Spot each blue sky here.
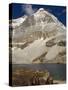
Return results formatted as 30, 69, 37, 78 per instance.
9, 3, 66, 26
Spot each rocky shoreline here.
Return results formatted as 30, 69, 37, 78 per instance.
12, 68, 54, 86
11, 68, 65, 86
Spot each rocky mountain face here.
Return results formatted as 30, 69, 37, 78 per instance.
9, 8, 66, 64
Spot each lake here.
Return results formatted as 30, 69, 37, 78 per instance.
12, 63, 66, 80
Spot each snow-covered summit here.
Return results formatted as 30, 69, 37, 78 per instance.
10, 8, 65, 30
34, 8, 65, 29
10, 15, 27, 28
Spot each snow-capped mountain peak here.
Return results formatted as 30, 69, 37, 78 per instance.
34, 8, 65, 29
10, 15, 27, 28
10, 8, 65, 30
10, 8, 66, 64
35, 8, 49, 14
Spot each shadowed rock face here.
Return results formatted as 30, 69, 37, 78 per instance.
12, 69, 53, 86
57, 40, 66, 46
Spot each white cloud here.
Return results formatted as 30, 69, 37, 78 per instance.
22, 4, 34, 15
